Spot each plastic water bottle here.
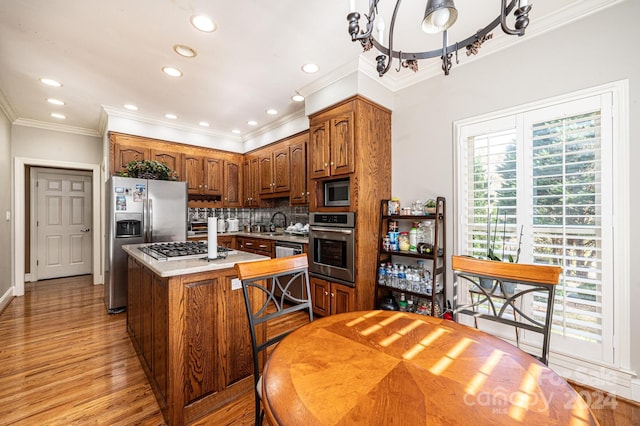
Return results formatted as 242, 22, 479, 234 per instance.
378, 263, 386, 285
398, 265, 406, 290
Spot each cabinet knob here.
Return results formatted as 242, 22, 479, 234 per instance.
198, 184, 202, 188
204, 185, 208, 188
330, 292, 335, 298
306, 192, 310, 195
330, 161, 334, 166
324, 163, 328, 167
324, 290, 328, 296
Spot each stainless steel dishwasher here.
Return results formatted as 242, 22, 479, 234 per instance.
274, 241, 306, 301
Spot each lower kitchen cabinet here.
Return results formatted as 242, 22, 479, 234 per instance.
310, 276, 354, 316
237, 236, 274, 257
126, 255, 258, 425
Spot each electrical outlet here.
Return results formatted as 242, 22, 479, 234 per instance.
231, 278, 242, 291
5, 211, 10, 221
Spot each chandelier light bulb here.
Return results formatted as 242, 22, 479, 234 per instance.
431, 8, 450, 27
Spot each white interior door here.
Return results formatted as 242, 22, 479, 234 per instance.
35, 169, 93, 280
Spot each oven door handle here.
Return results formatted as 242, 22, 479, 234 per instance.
310, 227, 353, 234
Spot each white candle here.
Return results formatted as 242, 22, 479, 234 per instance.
208, 216, 218, 259
349, 0, 356, 13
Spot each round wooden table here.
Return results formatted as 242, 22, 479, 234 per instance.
262, 310, 597, 425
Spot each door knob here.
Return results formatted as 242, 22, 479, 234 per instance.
81, 228, 90, 232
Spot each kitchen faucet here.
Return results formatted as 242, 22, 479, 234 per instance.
270, 211, 287, 230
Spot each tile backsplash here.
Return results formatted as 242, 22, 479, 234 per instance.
188, 200, 308, 228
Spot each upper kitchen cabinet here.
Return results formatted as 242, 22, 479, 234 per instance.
150, 149, 182, 180
289, 132, 309, 205
243, 155, 260, 208
258, 144, 290, 196
110, 133, 150, 175
309, 111, 355, 179
223, 157, 243, 208
183, 155, 223, 197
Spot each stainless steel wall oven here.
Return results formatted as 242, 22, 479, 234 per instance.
309, 212, 355, 284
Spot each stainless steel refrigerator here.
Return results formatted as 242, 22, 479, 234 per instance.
104, 176, 187, 313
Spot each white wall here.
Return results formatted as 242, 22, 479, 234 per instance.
0, 109, 11, 309
12, 125, 104, 163
392, 0, 639, 397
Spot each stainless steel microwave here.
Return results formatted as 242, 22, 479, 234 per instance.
324, 179, 350, 207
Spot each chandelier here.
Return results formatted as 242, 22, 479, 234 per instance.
347, 0, 532, 76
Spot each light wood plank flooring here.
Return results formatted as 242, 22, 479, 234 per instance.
0, 275, 254, 425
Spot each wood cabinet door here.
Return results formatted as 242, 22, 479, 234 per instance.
183, 276, 220, 402
243, 156, 260, 207
258, 152, 273, 194
204, 157, 223, 195
309, 122, 331, 179
152, 275, 168, 407
310, 276, 330, 316
330, 113, 355, 176
272, 145, 290, 193
151, 149, 182, 180
114, 144, 149, 174
249, 157, 259, 206
223, 159, 242, 207
331, 283, 355, 315
141, 265, 154, 370
183, 155, 204, 194
127, 257, 141, 347
289, 138, 307, 205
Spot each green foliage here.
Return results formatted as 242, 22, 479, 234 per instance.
119, 160, 177, 180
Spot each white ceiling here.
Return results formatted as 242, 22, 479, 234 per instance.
0, 0, 619, 140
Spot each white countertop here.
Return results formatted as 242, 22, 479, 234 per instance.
123, 243, 270, 278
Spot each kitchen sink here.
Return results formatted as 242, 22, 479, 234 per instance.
259, 232, 284, 237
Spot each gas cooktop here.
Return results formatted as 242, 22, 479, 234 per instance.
138, 241, 237, 261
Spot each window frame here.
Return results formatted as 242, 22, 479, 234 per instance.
453, 80, 630, 383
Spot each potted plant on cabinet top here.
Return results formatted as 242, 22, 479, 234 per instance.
119, 160, 178, 180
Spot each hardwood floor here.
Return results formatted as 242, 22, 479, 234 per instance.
0, 275, 253, 425
2, 275, 637, 425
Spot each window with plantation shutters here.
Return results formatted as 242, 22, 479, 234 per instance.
455, 84, 627, 367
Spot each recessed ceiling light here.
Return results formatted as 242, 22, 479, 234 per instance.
173, 44, 197, 58
162, 66, 183, 77
232, 129, 241, 134
124, 104, 138, 111
40, 78, 62, 87
302, 63, 319, 74
50, 112, 66, 119
191, 15, 216, 33
199, 121, 210, 127
292, 94, 305, 102
46, 98, 65, 106
266, 109, 278, 115
247, 120, 258, 126
165, 113, 177, 120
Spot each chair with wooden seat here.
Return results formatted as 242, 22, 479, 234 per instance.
234, 253, 314, 426
452, 255, 562, 365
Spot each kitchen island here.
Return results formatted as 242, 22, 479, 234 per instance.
122, 244, 269, 426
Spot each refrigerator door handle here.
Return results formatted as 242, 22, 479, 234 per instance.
148, 198, 153, 242
143, 198, 149, 242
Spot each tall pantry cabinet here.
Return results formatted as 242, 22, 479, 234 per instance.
308, 95, 392, 313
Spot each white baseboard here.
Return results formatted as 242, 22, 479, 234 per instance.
0, 286, 14, 314
24, 273, 33, 282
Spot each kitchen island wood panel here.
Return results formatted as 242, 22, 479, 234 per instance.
125, 247, 267, 425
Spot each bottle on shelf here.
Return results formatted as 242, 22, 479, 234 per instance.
398, 293, 408, 312
378, 263, 386, 285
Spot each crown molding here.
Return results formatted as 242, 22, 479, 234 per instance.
12, 117, 101, 137
0, 87, 18, 122
240, 107, 307, 142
